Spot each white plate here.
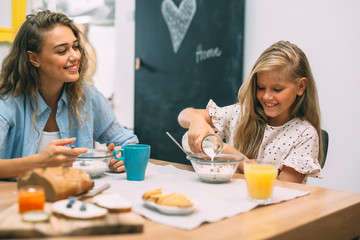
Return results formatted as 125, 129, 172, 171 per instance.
93, 193, 132, 211
52, 199, 107, 219
143, 199, 198, 215
21, 211, 50, 222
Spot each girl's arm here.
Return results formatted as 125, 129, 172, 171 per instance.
178, 108, 213, 129
222, 143, 306, 183
222, 143, 248, 173
277, 166, 306, 183
178, 108, 215, 153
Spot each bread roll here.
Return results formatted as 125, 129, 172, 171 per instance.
18, 167, 94, 202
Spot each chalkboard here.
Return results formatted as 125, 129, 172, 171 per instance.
135, 0, 245, 164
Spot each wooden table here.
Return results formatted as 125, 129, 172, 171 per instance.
1, 159, 360, 240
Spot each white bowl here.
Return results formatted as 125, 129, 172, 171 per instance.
186, 153, 244, 183
73, 149, 114, 178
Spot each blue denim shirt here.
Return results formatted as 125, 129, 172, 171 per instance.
0, 84, 138, 159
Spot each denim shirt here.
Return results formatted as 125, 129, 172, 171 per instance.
0, 84, 138, 159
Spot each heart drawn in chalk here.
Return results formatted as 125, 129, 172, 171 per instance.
161, 0, 197, 53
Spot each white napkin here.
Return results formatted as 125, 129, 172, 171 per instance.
94, 163, 309, 230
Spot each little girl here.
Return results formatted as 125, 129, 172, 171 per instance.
178, 40, 323, 183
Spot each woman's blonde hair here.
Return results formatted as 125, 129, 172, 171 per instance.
0, 10, 91, 134
234, 40, 323, 164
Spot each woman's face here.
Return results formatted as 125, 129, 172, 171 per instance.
256, 71, 306, 126
33, 25, 81, 89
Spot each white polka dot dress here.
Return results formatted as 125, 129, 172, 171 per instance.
207, 99, 323, 180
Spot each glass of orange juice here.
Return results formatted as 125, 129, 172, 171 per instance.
18, 186, 46, 213
244, 159, 277, 204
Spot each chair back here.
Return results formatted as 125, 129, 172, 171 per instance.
321, 129, 329, 168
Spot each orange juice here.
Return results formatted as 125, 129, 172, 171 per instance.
18, 186, 45, 213
244, 163, 277, 200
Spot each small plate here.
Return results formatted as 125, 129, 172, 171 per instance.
143, 199, 198, 215
52, 199, 107, 219
21, 211, 50, 222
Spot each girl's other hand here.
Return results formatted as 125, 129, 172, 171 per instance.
107, 143, 125, 173
38, 138, 88, 168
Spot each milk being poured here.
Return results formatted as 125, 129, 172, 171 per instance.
182, 131, 223, 158
202, 147, 216, 160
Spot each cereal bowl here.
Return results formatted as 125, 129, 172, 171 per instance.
186, 153, 244, 183
73, 149, 114, 179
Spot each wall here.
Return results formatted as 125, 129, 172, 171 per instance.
113, 0, 135, 131
88, 25, 116, 100
0, 1, 12, 59
0, 43, 11, 60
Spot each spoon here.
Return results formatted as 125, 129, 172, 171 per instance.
166, 132, 188, 155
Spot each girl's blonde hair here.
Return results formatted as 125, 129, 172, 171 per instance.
234, 40, 323, 164
0, 10, 91, 134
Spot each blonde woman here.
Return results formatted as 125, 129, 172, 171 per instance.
0, 10, 137, 178
178, 41, 322, 183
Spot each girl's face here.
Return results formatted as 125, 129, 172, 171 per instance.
256, 71, 306, 126
28, 25, 81, 89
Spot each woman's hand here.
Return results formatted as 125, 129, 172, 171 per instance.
107, 143, 125, 173
37, 138, 88, 168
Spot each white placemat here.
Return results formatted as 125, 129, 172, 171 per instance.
94, 163, 309, 230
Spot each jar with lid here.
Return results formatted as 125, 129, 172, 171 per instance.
182, 131, 223, 158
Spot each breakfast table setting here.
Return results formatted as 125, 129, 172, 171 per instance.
95, 161, 309, 230
0, 149, 360, 239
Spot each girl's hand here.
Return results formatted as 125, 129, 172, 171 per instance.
222, 143, 248, 173
277, 166, 306, 183
37, 138, 88, 168
178, 108, 215, 153
107, 143, 125, 173
188, 122, 215, 153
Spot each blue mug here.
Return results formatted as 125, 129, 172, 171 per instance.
113, 144, 151, 181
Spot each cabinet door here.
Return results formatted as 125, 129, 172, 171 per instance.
135, 0, 245, 164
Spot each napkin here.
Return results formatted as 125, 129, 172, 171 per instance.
95, 163, 309, 230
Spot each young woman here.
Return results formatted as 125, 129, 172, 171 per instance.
178, 41, 323, 183
0, 10, 138, 178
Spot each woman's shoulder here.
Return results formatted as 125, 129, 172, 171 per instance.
0, 94, 26, 122
81, 84, 112, 113
81, 83, 97, 94
0, 93, 26, 107
81, 83, 106, 100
